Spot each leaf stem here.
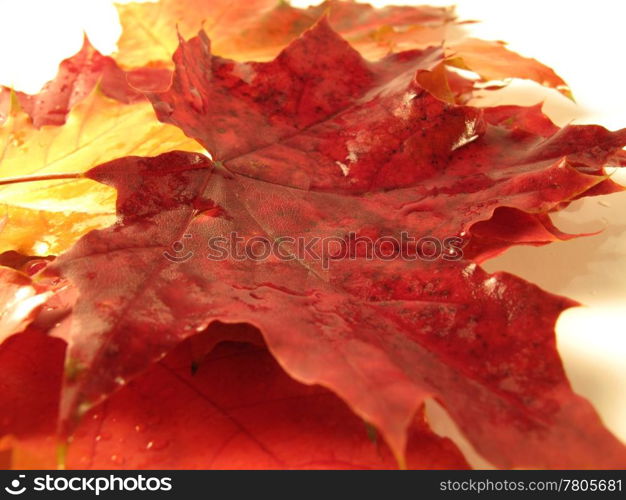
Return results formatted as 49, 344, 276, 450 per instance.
0, 172, 83, 186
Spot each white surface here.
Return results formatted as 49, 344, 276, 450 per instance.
0, 0, 624, 457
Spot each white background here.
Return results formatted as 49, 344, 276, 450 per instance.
0, 0, 624, 464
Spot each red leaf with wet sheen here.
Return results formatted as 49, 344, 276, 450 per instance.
0, 325, 468, 469
66, 329, 468, 470
35, 21, 626, 469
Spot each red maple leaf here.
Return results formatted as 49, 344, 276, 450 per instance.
1, 323, 470, 469
4, 37, 171, 128
67, 326, 469, 469
26, 20, 625, 469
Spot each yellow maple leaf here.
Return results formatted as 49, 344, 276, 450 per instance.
114, 0, 568, 99
114, 0, 453, 65
0, 89, 204, 255
115, 0, 283, 66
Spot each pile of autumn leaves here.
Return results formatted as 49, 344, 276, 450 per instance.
1, 0, 626, 469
